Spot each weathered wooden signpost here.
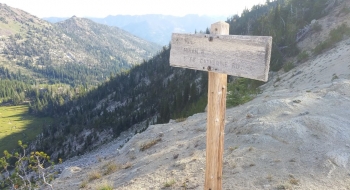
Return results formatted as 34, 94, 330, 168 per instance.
170, 21, 272, 189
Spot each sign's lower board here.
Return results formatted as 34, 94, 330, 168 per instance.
170, 33, 272, 82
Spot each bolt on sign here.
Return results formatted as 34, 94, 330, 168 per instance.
170, 21, 272, 190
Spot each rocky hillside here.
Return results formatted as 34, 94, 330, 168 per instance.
51, 1, 350, 189
0, 3, 160, 86
31, 47, 207, 160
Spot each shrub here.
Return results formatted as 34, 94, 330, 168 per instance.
97, 181, 113, 190
0, 141, 55, 190
266, 174, 273, 182
140, 137, 161, 151
312, 22, 322, 33
277, 183, 291, 190
329, 24, 349, 42
332, 73, 339, 81
289, 178, 299, 185
175, 117, 187, 123
98, 184, 113, 190
164, 179, 176, 187
314, 41, 331, 54
297, 51, 309, 62
283, 62, 295, 72
314, 23, 350, 55
338, 7, 350, 16
229, 146, 238, 152
80, 180, 88, 188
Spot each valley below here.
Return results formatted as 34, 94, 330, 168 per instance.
0, 104, 52, 155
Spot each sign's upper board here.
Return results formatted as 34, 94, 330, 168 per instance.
170, 33, 272, 82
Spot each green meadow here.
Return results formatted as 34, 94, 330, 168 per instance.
0, 105, 52, 155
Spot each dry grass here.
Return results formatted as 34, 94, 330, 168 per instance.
229, 146, 238, 152
129, 154, 136, 160
246, 113, 254, 119
175, 117, 187, 122
88, 170, 102, 181
80, 180, 88, 188
140, 137, 162, 151
96, 180, 113, 190
289, 178, 299, 185
122, 162, 132, 169
229, 161, 237, 169
195, 127, 206, 132
164, 179, 176, 187
276, 183, 292, 190
103, 161, 120, 175
266, 174, 273, 182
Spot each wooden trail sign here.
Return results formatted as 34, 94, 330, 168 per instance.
169, 21, 272, 190
170, 23, 272, 82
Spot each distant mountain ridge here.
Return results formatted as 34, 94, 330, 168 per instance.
44, 14, 227, 45
0, 3, 160, 86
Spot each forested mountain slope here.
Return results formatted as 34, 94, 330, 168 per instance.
0, 3, 160, 86
33, 47, 208, 159
226, 0, 330, 71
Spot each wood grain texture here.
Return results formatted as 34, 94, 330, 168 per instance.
205, 72, 227, 190
204, 21, 228, 190
169, 31, 272, 82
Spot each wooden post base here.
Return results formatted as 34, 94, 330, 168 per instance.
205, 71, 227, 190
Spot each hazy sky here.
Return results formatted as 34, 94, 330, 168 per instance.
0, 0, 266, 18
